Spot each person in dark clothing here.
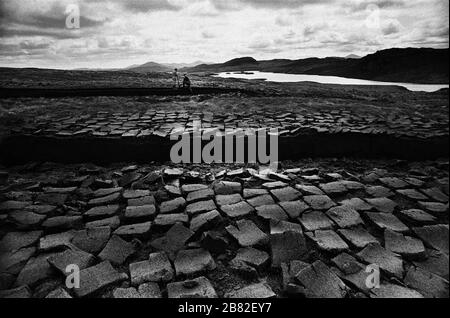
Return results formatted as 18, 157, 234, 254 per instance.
173, 68, 180, 88
182, 73, 192, 93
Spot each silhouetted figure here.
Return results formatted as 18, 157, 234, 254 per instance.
173, 68, 180, 88
183, 74, 192, 93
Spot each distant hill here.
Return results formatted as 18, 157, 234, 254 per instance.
183, 48, 449, 84
127, 62, 171, 73
164, 61, 212, 69
345, 54, 361, 59
344, 48, 449, 83
223, 57, 258, 67
125, 60, 211, 73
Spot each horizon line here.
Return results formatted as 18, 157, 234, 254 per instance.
0, 46, 448, 71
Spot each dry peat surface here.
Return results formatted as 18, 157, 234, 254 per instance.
0, 69, 448, 299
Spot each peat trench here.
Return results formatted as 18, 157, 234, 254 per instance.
0, 132, 448, 165
0, 87, 260, 98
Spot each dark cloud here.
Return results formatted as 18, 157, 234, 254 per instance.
321, 35, 381, 48
435, 26, 449, 38
0, 27, 83, 39
0, 40, 51, 57
123, 0, 182, 12
303, 24, 328, 37
0, 43, 18, 56
409, 23, 449, 48
201, 31, 216, 39
19, 40, 51, 50
2, 2, 93, 27
421, 23, 449, 38
87, 0, 183, 13
0, 0, 448, 68
0, 1, 106, 39
18, 14, 104, 30
211, 0, 333, 10
382, 20, 401, 35
0, 2, 6, 20
343, 0, 406, 12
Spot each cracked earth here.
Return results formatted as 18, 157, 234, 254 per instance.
0, 159, 448, 298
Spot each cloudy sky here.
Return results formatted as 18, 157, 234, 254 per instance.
0, 0, 448, 69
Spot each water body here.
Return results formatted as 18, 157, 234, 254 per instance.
215, 71, 449, 92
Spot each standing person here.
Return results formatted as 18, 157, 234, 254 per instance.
183, 73, 192, 93
173, 68, 180, 88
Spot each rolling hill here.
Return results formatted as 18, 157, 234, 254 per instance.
182, 48, 449, 84
126, 62, 172, 73
345, 54, 361, 59
126, 61, 211, 73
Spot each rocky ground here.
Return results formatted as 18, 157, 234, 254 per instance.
1, 69, 448, 154
0, 159, 448, 298
3, 100, 448, 140
1, 69, 448, 138
0, 69, 448, 298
